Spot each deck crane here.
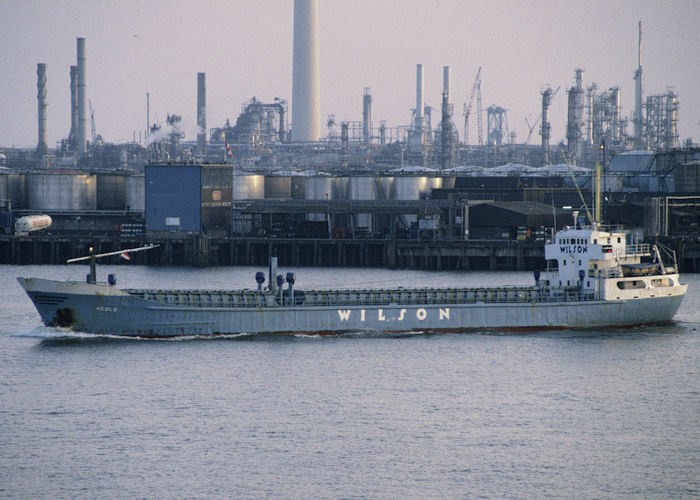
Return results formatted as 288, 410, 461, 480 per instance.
462, 67, 481, 146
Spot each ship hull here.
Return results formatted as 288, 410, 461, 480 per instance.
17, 278, 686, 338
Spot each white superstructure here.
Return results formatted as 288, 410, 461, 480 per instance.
544, 223, 686, 303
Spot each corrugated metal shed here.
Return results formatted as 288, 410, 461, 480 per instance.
468, 201, 570, 239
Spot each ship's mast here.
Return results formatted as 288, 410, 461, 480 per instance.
67, 244, 158, 284
594, 161, 602, 224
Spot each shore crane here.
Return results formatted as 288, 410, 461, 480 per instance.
462, 67, 482, 146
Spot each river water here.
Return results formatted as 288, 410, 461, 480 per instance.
1, 264, 699, 499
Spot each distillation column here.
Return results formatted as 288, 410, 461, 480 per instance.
541, 88, 552, 165
633, 21, 644, 149
69, 66, 78, 151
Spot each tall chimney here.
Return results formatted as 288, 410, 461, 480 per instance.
77, 37, 87, 153
291, 0, 321, 142
416, 63, 424, 131
69, 65, 78, 151
146, 92, 150, 141
362, 87, 372, 144
36, 63, 48, 155
197, 72, 207, 156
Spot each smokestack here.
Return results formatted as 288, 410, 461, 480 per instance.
362, 87, 371, 144
416, 63, 424, 129
69, 65, 78, 151
197, 72, 207, 156
36, 63, 48, 155
146, 92, 150, 141
292, 0, 321, 142
77, 37, 87, 153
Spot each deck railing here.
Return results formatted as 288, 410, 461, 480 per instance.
127, 285, 599, 308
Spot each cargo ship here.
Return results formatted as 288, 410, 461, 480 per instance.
17, 220, 687, 337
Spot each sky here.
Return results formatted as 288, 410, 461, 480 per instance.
1, 0, 699, 149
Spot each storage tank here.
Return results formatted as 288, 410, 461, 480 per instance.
264, 176, 292, 198
305, 176, 333, 221
441, 176, 456, 190
391, 176, 429, 200
232, 173, 264, 199
126, 173, 145, 212
391, 176, 429, 227
96, 174, 126, 210
333, 176, 348, 200
348, 176, 379, 231
26, 173, 96, 210
291, 176, 306, 200
1, 174, 26, 209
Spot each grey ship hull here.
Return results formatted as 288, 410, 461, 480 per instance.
18, 278, 685, 337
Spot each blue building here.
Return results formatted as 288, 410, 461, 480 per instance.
145, 164, 201, 232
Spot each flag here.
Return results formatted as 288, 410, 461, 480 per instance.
120, 252, 131, 261
225, 141, 233, 159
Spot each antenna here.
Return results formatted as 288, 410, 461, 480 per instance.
560, 151, 593, 224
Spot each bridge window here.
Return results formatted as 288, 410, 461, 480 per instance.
616, 280, 646, 290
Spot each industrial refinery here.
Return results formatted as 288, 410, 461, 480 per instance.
1, 1, 699, 271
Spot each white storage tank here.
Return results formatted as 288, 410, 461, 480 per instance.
96, 174, 126, 210
126, 173, 145, 212
348, 176, 378, 231
0, 173, 26, 209
26, 172, 96, 210
232, 173, 265, 200
305, 176, 333, 221
264, 176, 292, 199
